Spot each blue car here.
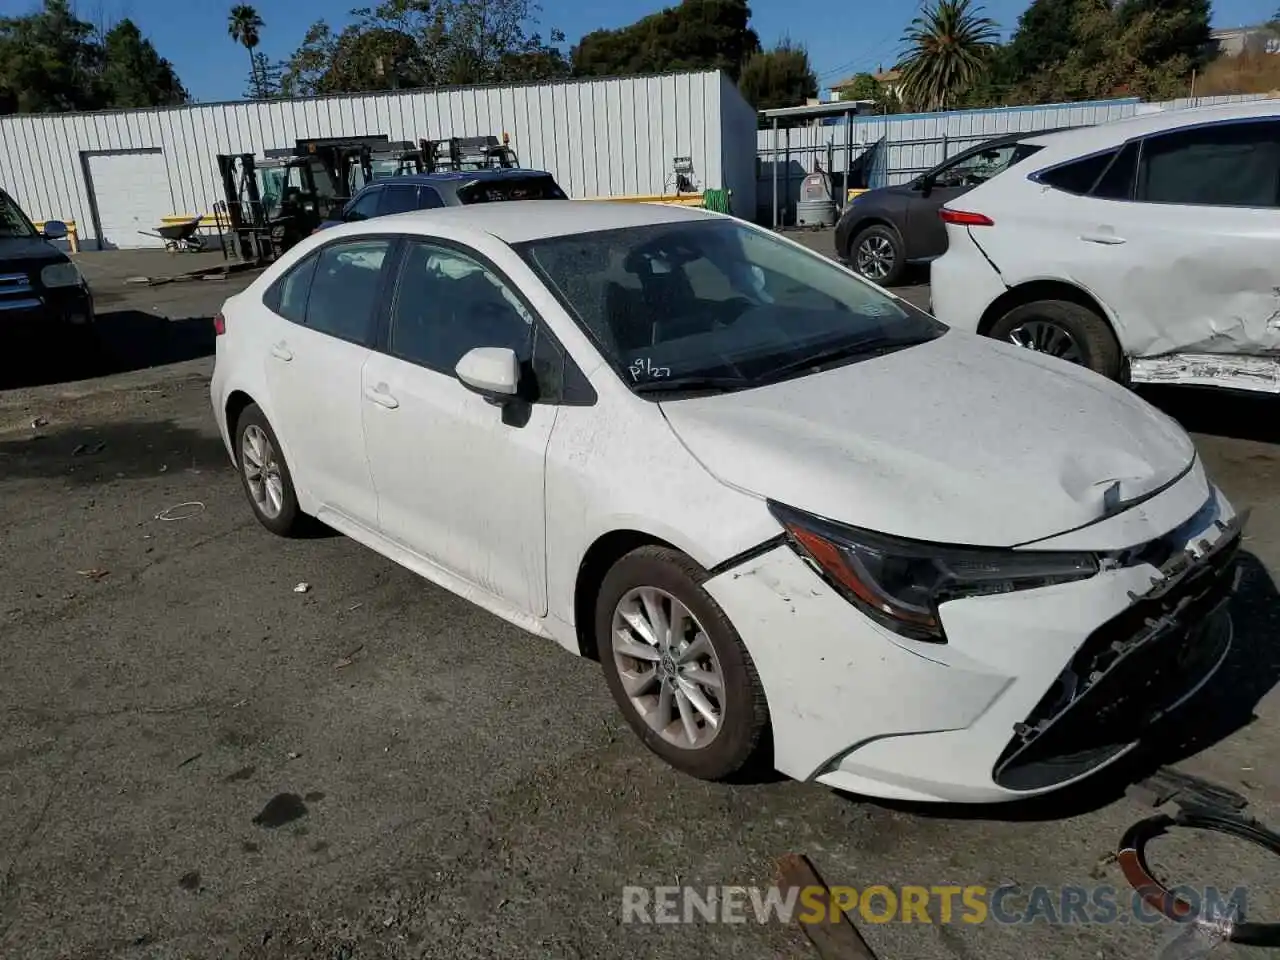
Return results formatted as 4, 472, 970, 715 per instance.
317, 168, 569, 232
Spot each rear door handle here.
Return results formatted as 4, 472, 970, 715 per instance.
1079, 232, 1126, 245
364, 383, 399, 409
270, 342, 293, 361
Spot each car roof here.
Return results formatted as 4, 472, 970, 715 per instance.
1017, 98, 1280, 161
375, 168, 554, 185
338, 199, 719, 244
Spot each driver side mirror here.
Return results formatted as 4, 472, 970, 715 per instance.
42, 220, 68, 241
456, 346, 520, 405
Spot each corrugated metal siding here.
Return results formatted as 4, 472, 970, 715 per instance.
755, 93, 1280, 222
0, 71, 729, 247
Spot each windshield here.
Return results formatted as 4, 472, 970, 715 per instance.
0, 191, 37, 238
458, 176, 567, 205
515, 219, 945, 396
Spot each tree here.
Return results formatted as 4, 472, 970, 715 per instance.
837, 72, 880, 102
1002, 0, 1082, 83
572, 0, 760, 82
895, 0, 1000, 111
1115, 0, 1212, 71
0, 0, 187, 114
245, 51, 283, 99
100, 19, 188, 108
737, 37, 816, 110
228, 5, 266, 99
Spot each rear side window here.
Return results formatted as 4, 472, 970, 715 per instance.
1035, 149, 1118, 195
379, 184, 420, 216
1136, 120, 1280, 207
265, 253, 318, 324
418, 187, 445, 209
305, 240, 392, 345
1091, 141, 1139, 200
456, 176, 568, 205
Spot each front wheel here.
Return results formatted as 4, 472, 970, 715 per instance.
987, 299, 1122, 381
849, 224, 907, 286
596, 546, 770, 781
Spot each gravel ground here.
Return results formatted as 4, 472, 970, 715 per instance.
1, 241, 1278, 960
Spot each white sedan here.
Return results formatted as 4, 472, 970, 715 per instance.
211, 200, 1244, 803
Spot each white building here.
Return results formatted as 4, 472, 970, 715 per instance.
0, 70, 757, 250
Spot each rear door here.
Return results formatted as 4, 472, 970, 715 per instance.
262, 237, 395, 526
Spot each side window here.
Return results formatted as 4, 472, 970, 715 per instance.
1035, 149, 1118, 196
304, 240, 392, 344
388, 242, 535, 375
1136, 120, 1280, 207
343, 188, 383, 222
417, 187, 445, 210
1090, 140, 1139, 201
265, 253, 318, 323
379, 184, 420, 216
932, 143, 1021, 188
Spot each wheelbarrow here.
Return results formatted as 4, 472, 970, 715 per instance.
138, 217, 207, 253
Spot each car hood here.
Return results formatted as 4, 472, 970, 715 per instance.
659, 332, 1197, 547
0, 235, 66, 271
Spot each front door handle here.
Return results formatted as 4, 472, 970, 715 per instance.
270, 342, 293, 361
1079, 232, 1126, 245
364, 383, 399, 409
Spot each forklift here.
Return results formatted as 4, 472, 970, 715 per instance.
420, 134, 520, 173
215, 135, 398, 262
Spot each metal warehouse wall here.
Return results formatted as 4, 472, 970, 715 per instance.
0, 70, 750, 249
756, 91, 1279, 223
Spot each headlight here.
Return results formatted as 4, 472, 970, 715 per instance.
41, 262, 83, 288
768, 501, 1099, 643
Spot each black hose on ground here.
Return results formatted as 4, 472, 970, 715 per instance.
1117, 808, 1280, 947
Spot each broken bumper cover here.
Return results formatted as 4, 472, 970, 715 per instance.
702, 488, 1242, 804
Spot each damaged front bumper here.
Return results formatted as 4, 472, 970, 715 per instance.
702, 481, 1244, 804
993, 507, 1244, 793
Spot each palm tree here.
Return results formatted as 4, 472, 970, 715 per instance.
228, 5, 265, 98
896, 0, 999, 112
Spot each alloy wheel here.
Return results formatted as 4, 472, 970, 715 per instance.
241, 424, 285, 520
611, 586, 725, 750
855, 235, 895, 281
1008, 319, 1085, 365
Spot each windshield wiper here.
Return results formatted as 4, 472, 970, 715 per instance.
760, 334, 938, 382
630, 375, 752, 395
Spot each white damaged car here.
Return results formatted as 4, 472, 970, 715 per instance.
211, 201, 1244, 803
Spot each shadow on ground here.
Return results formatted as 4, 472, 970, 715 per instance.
0, 310, 215, 390
0, 416, 231, 485
841, 551, 1280, 824
1138, 384, 1280, 446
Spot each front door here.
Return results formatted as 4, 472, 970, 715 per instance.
360, 239, 558, 615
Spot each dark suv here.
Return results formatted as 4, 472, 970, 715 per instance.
318, 168, 568, 231
0, 188, 95, 351
834, 129, 1071, 286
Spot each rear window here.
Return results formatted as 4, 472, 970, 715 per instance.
456, 176, 568, 205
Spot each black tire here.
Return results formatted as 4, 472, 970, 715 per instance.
596, 546, 770, 781
987, 299, 1123, 381
848, 223, 907, 287
233, 403, 307, 537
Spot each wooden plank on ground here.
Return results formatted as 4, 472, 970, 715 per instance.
775, 853, 881, 960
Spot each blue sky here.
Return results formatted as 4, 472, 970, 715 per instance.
2, 0, 1275, 101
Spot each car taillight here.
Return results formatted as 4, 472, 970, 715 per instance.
939, 208, 994, 226
213, 312, 226, 336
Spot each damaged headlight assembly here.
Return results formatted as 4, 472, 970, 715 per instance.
767, 501, 1099, 643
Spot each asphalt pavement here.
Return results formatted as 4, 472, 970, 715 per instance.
1, 236, 1278, 960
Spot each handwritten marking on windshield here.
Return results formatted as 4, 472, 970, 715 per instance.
629, 358, 671, 380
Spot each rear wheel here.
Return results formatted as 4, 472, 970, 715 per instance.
596, 546, 770, 781
234, 403, 306, 537
849, 224, 907, 287
987, 299, 1122, 380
